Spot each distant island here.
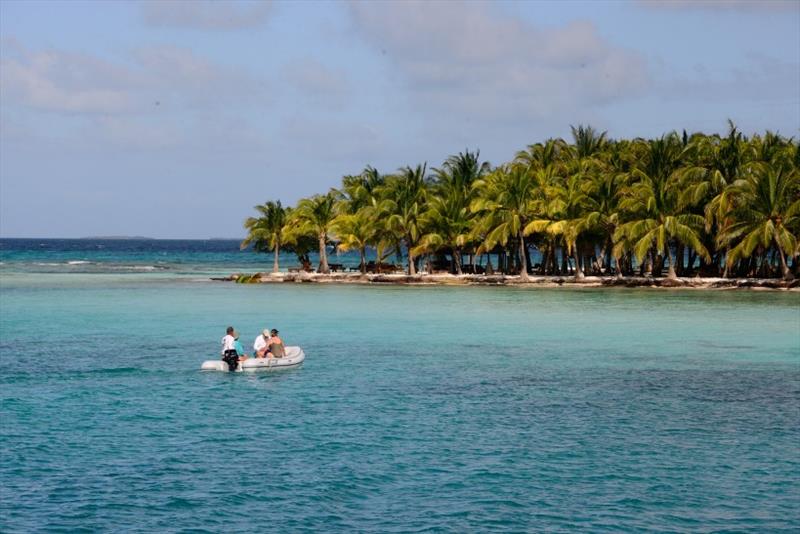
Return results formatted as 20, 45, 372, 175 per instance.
80, 236, 156, 240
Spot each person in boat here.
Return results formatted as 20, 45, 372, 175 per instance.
267, 328, 285, 358
221, 326, 239, 371
233, 331, 249, 361
253, 329, 271, 358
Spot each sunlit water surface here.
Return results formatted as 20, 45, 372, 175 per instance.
1, 268, 798, 532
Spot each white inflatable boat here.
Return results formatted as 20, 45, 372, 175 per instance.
201, 346, 305, 372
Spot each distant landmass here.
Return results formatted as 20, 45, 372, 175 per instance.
80, 236, 156, 240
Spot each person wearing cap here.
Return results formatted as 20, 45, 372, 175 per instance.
253, 329, 271, 358
267, 329, 285, 358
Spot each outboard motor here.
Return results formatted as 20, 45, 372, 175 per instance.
222, 350, 239, 371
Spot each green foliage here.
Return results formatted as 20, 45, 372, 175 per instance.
242, 126, 799, 279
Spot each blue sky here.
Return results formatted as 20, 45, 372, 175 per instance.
1, 0, 798, 238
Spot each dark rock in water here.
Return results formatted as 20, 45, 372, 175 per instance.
211, 273, 239, 282
659, 278, 686, 288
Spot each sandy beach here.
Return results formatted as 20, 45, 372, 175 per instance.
218, 271, 800, 290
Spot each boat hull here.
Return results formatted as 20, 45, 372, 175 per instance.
201, 346, 305, 372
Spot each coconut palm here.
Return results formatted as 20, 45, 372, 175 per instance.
241, 200, 289, 273
472, 164, 538, 281
379, 164, 428, 274
331, 211, 378, 274
719, 166, 799, 280
415, 189, 473, 274
340, 166, 384, 214
524, 127, 608, 279
680, 122, 755, 275
534, 173, 594, 279
291, 191, 338, 274
418, 150, 490, 273
616, 135, 710, 279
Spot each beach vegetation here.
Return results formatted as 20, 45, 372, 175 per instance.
243, 124, 800, 280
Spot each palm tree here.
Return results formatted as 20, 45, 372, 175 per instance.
415, 189, 473, 274
472, 164, 538, 281
340, 166, 384, 214
533, 173, 593, 279
564, 125, 609, 278
419, 150, 490, 273
680, 121, 754, 276
331, 211, 378, 274
291, 192, 338, 274
241, 200, 288, 273
720, 166, 799, 280
616, 135, 710, 279
379, 164, 428, 275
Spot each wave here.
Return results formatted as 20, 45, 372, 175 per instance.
108, 265, 169, 271
22, 261, 169, 271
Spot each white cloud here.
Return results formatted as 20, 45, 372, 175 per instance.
0, 42, 267, 115
0, 47, 133, 114
133, 45, 268, 109
347, 1, 650, 122
140, 0, 273, 30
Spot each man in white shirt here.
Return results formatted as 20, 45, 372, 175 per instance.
221, 326, 239, 370
253, 329, 271, 358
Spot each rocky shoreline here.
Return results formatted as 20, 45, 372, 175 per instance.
212, 272, 800, 290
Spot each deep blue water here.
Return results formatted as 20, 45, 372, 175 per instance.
0, 240, 798, 532
0, 238, 318, 276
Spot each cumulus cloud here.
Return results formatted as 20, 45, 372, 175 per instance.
140, 0, 273, 30
347, 1, 650, 121
0, 42, 266, 115
0, 45, 134, 114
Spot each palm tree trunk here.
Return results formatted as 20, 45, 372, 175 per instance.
666, 244, 677, 280
614, 254, 623, 279
721, 246, 730, 278
407, 235, 416, 275
453, 248, 463, 275
540, 247, 549, 275
595, 242, 607, 274
573, 242, 584, 279
775, 238, 793, 280
359, 246, 366, 275
273, 242, 280, 273
318, 233, 329, 274
518, 232, 529, 281
524, 240, 533, 276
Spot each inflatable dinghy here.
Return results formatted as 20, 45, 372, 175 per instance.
201, 346, 305, 372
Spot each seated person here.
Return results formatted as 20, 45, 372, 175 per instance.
233, 331, 249, 361
267, 329, 286, 358
253, 329, 271, 358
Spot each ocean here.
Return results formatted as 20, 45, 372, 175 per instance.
1, 239, 798, 532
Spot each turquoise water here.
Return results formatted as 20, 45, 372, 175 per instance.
0, 238, 372, 276
1, 244, 799, 531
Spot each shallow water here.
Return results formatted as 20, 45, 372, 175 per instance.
1, 268, 799, 531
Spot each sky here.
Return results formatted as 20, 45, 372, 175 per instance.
1, 0, 798, 239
